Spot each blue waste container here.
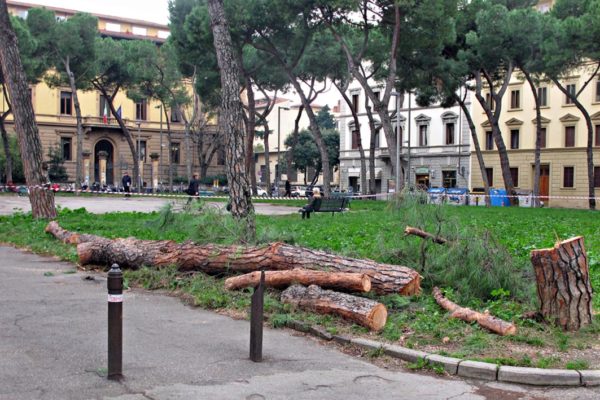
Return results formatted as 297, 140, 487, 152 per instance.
490, 189, 510, 207
446, 188, 468, 205
427, 187, 446, 204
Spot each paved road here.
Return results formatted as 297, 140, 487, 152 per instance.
1, 247, 599, 399
0, 194, 298, 216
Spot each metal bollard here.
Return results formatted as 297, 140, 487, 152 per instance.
107, 264, 123, 380
249, 270, 265, 362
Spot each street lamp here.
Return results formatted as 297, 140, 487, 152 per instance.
277, 106, 290, 192
155, 104, 163, 187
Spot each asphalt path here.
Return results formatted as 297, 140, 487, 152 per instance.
1, 247, 600, 399
0, 194, 298, 216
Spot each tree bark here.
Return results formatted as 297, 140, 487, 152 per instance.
433, 287, 517, 336
456, 92, 490, 206
208, 0, 255, 238
244, 75, 257, 191
65, 58, 83, 193
45, 222, 421, 295
523, 70, 542, 207
263, 120, 272, 195
530, 236, 593, 331
0, 1, 56, 218
365, 101, 379, 195
281, 284, 387, 331
225, 269, 371, 293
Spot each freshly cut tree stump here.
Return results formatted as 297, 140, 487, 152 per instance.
530, 236, 593, 331
281, 284, 387, 331
432, 287, 517, 336
224, 269, 371, 292
45, 222, 421, 295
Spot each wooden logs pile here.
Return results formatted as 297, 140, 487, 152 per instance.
433, 287, 517, 336
530, 236, 593, 331
45, 221, 421, 296
45, 222, 410, 331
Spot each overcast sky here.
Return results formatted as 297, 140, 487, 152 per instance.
20, 0, 171, 25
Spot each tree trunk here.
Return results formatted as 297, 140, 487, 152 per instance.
285, 106, 303, 182
164, 107, 173, 191
263, 121, 271, 195
551, 77, 596, 210
208, 0, 255, 239
530, 236, 593, 331
244, 76, 257, 192
433, 287, 516, 336
225, 269, 371, 292
287, 74, 331, 196
96, 85, 140, 191
474, 70, 515, 204
365, 102, 378, 195
0, 1, 56, 218
0, 108, 13, 184
65, 59, 83, 193
281, 284, 387, 331
45, 222, 421, 295
523, 71, 542, 208
456, 93, 490, 206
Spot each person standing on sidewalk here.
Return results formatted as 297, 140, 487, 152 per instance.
285, 180, 291, 197
122, 172, 132, 198
186, 174, 200, 204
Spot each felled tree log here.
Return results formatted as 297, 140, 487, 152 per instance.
45, 222, 421, 295
281, 284, 387, 331
432, 287, 517, 336
225, 269, 371, 293
530, 236, 593, 331
45, 221, 101, 244
404, 226, 448, 245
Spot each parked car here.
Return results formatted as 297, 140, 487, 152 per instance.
254, 187, 268, 197
290, 186, 306, 197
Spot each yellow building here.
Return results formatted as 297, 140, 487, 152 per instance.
1, 1, 223, 188
470, 63, 600, 208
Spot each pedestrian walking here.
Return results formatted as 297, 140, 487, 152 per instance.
285, 180, 291, 197
187, 174, 200, 204
122, 172, 132, 198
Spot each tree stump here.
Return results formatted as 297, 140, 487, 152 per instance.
530, 236, 593, 331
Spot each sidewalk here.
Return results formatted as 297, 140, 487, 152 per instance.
0, 246, 597, 399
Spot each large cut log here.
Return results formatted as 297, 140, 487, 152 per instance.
530, 236, 593, 331
432, 287, 517, 336
404, 226, 448, 245
225, 269, 371, 292
281, 284, 387, 331
45, 222, 421, 295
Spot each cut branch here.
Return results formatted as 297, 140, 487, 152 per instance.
281, 284, 387, 331
46, 222, 421, 295
432, 287, 517, 336
225, 269, 371, 293
404, 226, 448, 245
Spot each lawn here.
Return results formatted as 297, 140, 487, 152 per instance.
1, 197, 599, 369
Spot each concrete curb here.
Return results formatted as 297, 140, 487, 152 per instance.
319, 334, 598, 387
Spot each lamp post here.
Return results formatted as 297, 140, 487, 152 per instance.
276, 106, 289, 192
155, 105, 163, 188
136, 121, 142, 192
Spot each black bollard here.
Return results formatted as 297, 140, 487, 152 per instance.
249, 270, 265, 362
107, 264, 123, 380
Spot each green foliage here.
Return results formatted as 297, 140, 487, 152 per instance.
383, 195, 526, 303
200, 174, 227, 186
315, 105, 336, 130
0, 133, 25, 183
46, 145, 69, 182
566, 359, 589, 370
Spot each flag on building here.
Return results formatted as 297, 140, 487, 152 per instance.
102, 102, 109, 124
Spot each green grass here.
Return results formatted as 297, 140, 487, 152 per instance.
1, 200, 599, 369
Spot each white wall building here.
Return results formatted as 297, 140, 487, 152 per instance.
338, 80, 471, 193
